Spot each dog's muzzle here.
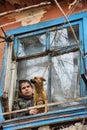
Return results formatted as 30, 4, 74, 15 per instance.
30, 79, 36, 84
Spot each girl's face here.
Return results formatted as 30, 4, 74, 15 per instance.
21, 82, 33, 97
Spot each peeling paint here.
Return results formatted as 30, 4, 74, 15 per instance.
13, 8, 47, 26
4, 8, 47, 26
0, 0, 86, 29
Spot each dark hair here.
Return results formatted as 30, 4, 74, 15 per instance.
19, 79, 33, 92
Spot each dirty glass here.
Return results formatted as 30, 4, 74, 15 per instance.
17, 56, 49, 85
50, 25, 79, 49
50, 25, 80, 108
17, 33, 46, 57
17, 24, 80, 110
51, 51, 80, 108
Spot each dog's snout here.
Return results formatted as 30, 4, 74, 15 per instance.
30, 79, 36, 84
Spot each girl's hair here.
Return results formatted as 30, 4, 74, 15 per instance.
19, 79, 33, 92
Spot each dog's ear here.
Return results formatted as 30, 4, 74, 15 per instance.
40, 77, 46, 81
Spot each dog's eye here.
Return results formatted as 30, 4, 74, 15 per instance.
34, 77, 37, 79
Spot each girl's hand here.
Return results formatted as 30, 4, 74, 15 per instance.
29, 109, 38, 115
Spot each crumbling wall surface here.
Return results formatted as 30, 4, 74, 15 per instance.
51, 122, 87, 130
36, 122, 87, 130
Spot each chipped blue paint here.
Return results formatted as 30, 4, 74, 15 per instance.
6, 11, 87, 36
0, 43, 8, 121
2, 105, 87, 130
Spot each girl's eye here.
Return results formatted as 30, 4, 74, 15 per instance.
27, 85, 30, 88
22, 87, 26, 89
22, 85, 30, 89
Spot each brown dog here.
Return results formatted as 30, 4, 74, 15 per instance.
31, 76, 48, 113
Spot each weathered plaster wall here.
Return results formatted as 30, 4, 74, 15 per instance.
1, 1, 87, 30
0, 0, 87, 78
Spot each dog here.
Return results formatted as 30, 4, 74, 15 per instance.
31, 76, 48, 113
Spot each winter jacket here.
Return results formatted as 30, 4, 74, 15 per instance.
12, 94, 34, 117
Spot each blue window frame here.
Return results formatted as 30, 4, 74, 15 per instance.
0, 11, 87, 130
16, 23, 81, 103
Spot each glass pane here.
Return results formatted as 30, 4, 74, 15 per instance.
51, 51, 80, 109
17, 33, 46, 57
50, 25, 79, 49
17, 52, 80, 110
17, 56, 49, 91
49, 25, 80, 109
